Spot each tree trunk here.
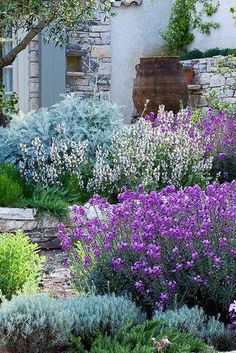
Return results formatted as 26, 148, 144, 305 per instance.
0, 21, 46, 69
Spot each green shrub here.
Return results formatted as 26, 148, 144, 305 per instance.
88, 320, 216, 353
154, 306, 232, 351
161, 0, 219, 55
181, 48, 236, 60
0, 294, 72, 353
0, 163, 24, 206
0, 232, 44, 298
0, 174, 23, 206
18, 185, 70, 219
63, 173, 92, 205
181, 49, 203, 60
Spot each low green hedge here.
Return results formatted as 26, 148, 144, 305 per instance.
181, 48, 236, 60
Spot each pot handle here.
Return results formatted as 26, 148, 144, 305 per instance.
135, 63, 143, 75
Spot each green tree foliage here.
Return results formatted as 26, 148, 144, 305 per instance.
0, 0, 112, 69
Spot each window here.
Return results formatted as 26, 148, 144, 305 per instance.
67, 55, 83, 73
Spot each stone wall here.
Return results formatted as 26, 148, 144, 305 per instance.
25, 14, 112, 111
66, 15, 112, 100
0, 205, 97, 249
182, 56, 236, 110
28, 37, 40, 111
0, 207, 62, 249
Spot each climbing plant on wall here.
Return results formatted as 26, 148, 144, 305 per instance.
231, 7, 236, 24
161, 0, 220, 55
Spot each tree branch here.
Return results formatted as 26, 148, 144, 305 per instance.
0, 21, 47, 69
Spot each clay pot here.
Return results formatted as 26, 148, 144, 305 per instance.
132, 57, 189, 114
184, 70, 195, 85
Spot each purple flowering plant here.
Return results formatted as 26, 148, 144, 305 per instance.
58, 181, 236, 314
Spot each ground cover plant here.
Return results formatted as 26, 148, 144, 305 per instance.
70, 320, 216, 353
0, 163, 24, 206
0, 231, 44, 299
58, 181, 236, 318
0, 163, 71, 218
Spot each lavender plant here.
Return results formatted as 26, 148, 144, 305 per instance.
58, 181, 236, 315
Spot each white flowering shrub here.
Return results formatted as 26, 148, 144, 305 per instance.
88, 108, 213, 194
19, 126, 88, 188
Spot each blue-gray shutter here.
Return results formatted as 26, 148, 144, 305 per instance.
39, 31, 66, 107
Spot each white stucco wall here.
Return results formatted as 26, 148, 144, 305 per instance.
189, 0, 236, 51
110, 0, 174, 120
110, 0, 236, 120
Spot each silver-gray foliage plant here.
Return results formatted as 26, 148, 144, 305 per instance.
154, 305, 231, 349
0, 294, 72, 353
0, 94, 124, 165
58, 293, 145, 337
0, 294, 143, 353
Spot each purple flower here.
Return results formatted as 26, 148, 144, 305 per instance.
112, 257, 124, 271
213, 256, 222, 267
118, 242, 129, 251
160, 292, 169, 302
135, 280, 145, 293
167, 281, 177, 292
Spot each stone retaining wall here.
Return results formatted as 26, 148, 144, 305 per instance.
0, 205, 97, 248
0, 207, 63, 249
182, 56, 236, 110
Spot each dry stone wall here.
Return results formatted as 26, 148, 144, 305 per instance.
0, 205, 98, 249
182, 56, 236, 110
66, 14, 112, 100
26, 14, 112, 111
0, 207, 62, 249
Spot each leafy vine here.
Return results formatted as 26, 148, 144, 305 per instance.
161, 0, 220, 55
